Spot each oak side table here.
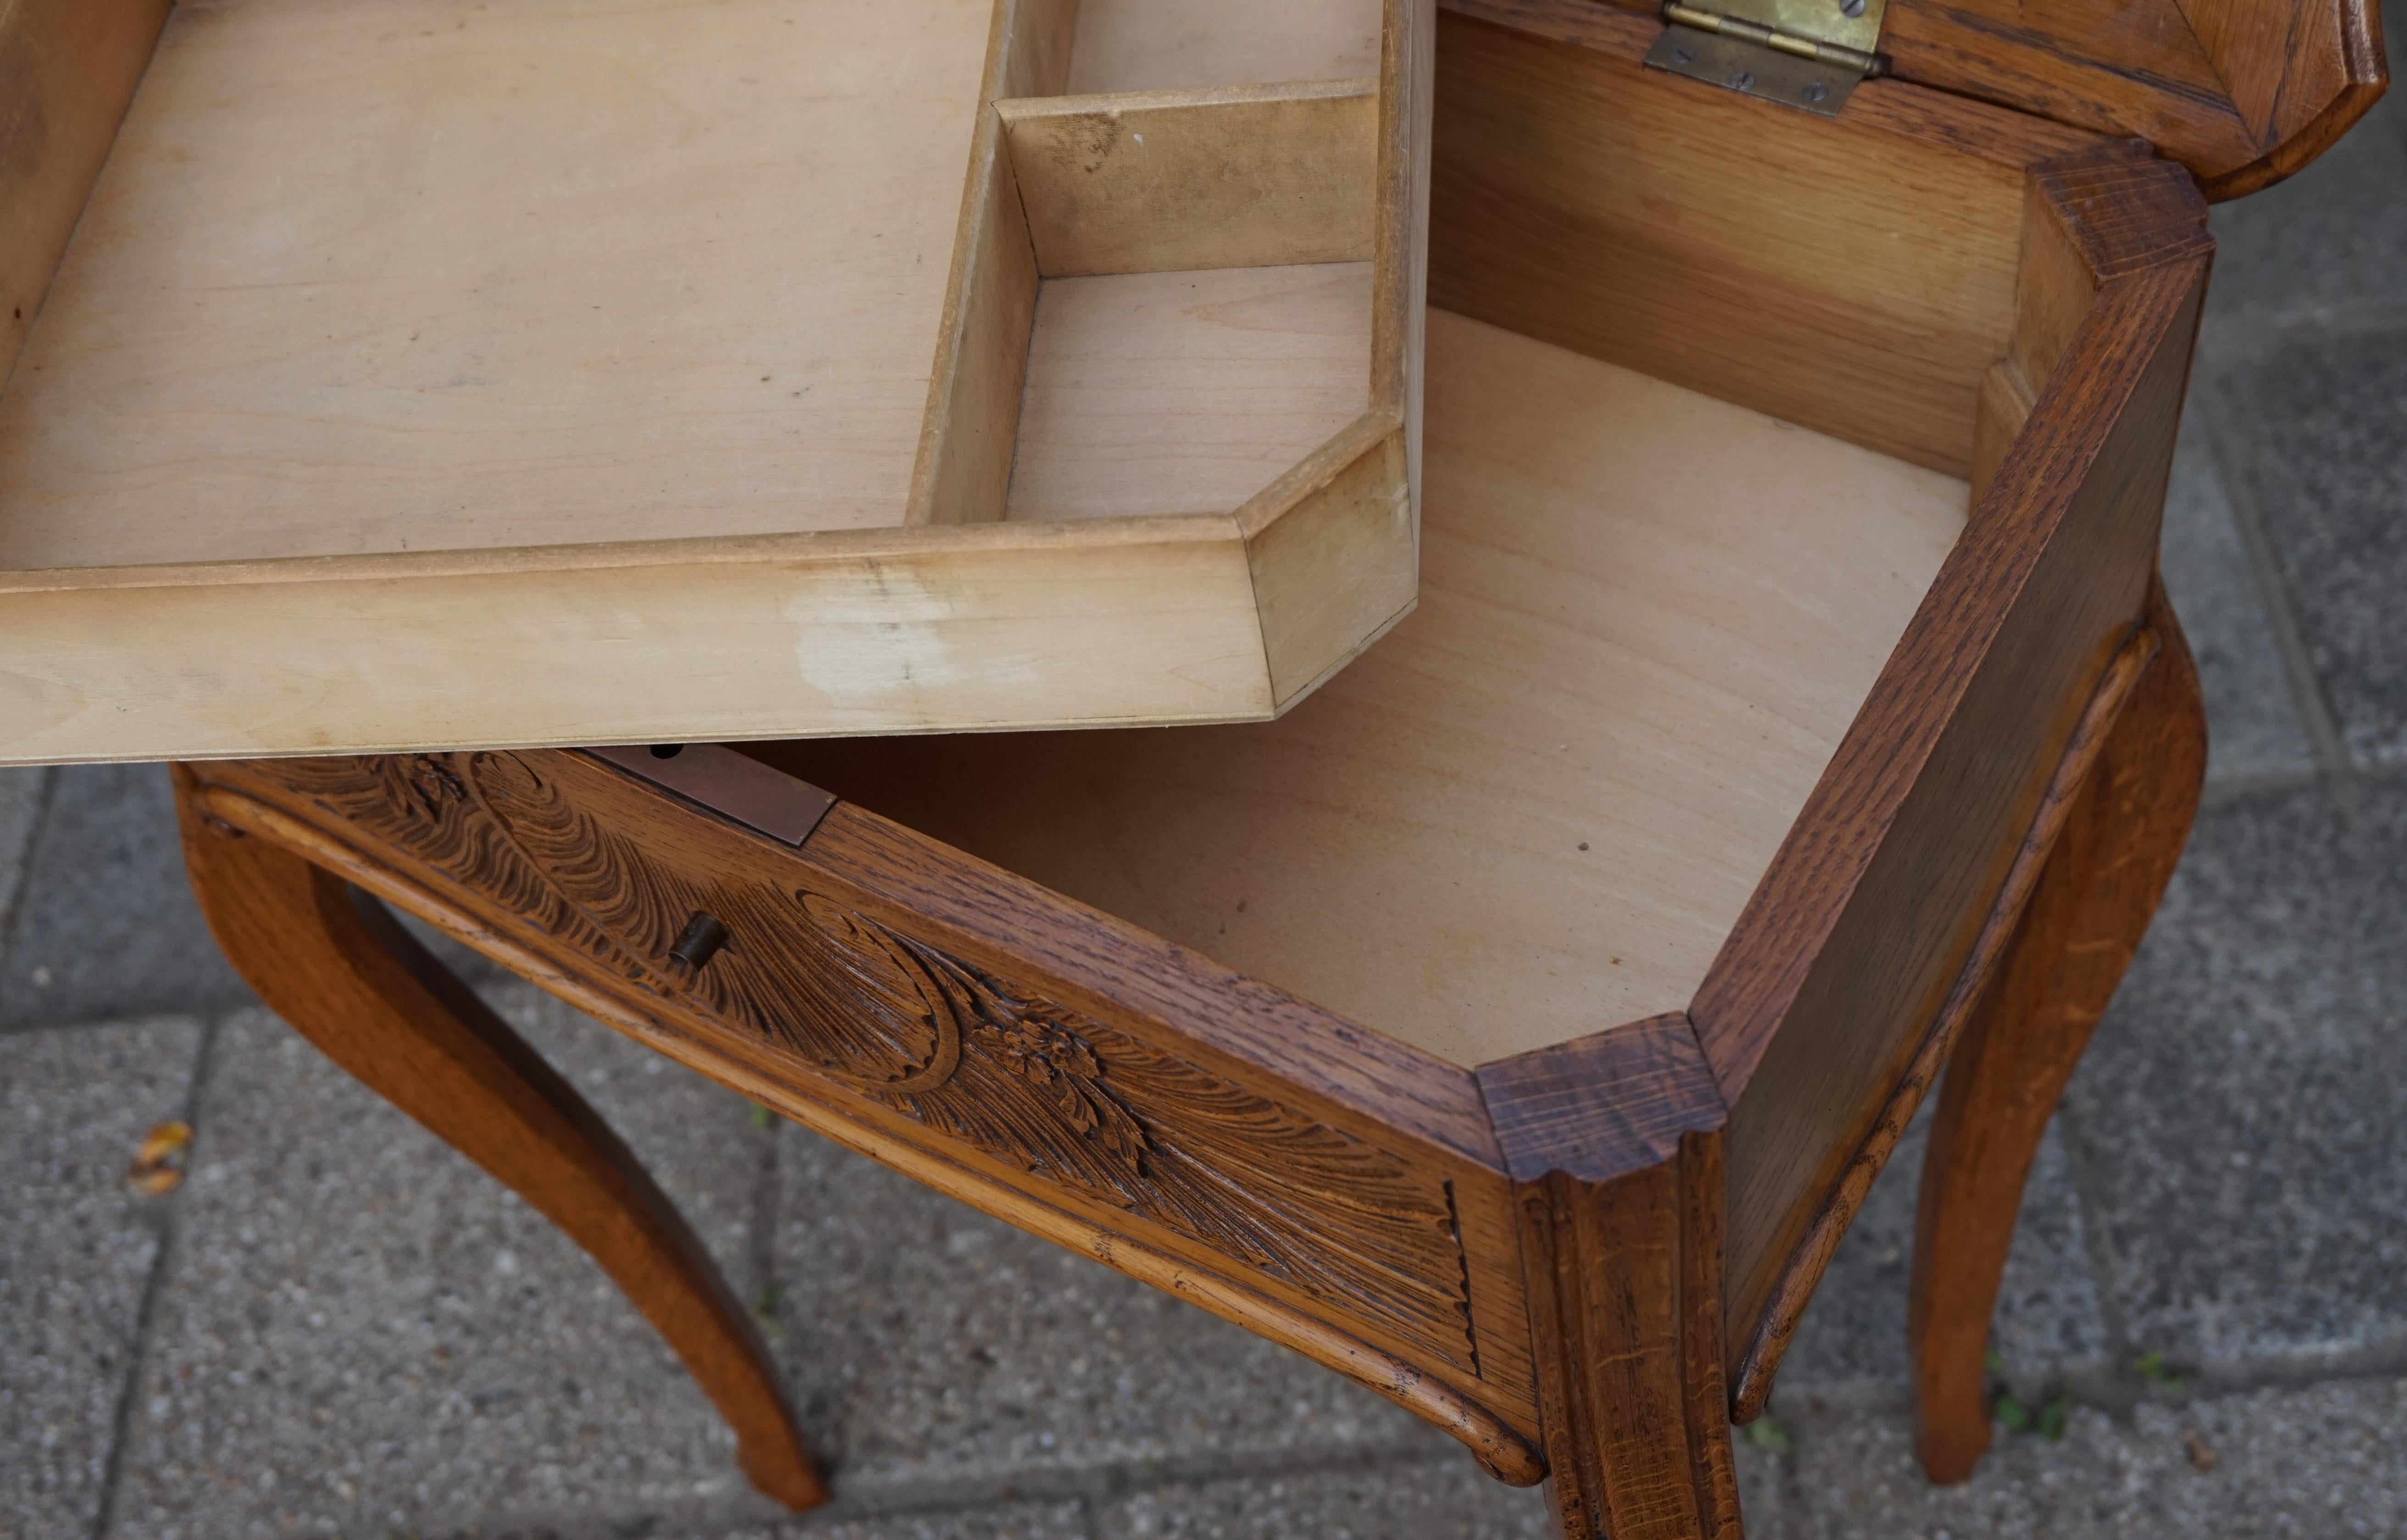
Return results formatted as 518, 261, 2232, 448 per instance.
24, 0, 2379, 1535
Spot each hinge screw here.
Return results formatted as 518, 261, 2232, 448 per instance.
1803, 79, 1829, 101
1730, 68, 1756, 89
1841, 0, 1866, 16
1672, 43, 1695, 63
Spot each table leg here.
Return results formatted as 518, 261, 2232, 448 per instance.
1518, 1130, 1744, 1540
1907, 586, 2206, 1483
173, 766, 826, 1511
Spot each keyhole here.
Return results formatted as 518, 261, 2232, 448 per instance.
670, 912, 730, 970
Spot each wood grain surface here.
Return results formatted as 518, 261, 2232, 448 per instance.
1911, 585, 2205, 1480
1725, 617, 2159, 1419
0, 0, 168, 391
1003, 264, 1374, 522
174, 767, 825, 1511
1553, 0, 2386, 197
1432, 0, 2066, 478
1065, 0, 1386, 92
753, 309, 1965, 1069
1478, 1016, 1737, 1540
183, 748, 1549, 1478
0, 0, 1429, 762
1001, 80, 1379, 277
1703, 150, 2212, 1385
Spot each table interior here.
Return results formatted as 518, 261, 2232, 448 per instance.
753, 308, 1969, 1067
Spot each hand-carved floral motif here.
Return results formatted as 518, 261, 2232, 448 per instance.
247, 749, 1481, 1377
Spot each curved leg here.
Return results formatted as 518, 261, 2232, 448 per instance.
1517, 1130, 1741, 1540
173, 767, 826, 1511
1487, 1018, 1741, 1540
1908, 584, 2206, 1483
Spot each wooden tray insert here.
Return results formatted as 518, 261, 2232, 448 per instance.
0, 0, 1424, 760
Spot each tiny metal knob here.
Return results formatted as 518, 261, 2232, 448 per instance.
670, 911, 730, 970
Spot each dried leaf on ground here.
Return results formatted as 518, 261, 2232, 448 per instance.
127, 1119, 192, 1195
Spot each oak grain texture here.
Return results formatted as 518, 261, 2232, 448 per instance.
1701, 151, 2211, 1384
1911, 587, 2205, 1481
1480, 1020, 1736, 1540
1432, 0, 2085, 478
172, 766, 824, 1512
182, 748, 1547, 1473
1725, 615, 2163, 1418
1571, 0, 2386, 196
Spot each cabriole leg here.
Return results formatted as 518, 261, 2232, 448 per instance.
1908, 587, 2207, 1483
1518, 1130, 1743, 1540
173, 766, 826, 1511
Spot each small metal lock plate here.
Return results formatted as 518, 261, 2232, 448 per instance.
585, 742, 837, 846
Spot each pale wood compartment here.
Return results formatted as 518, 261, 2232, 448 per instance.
0, 0, 1389, 563
0, 0, 996, 565
0, 0, 1428, 759
1063, 0, 1383, 92
756, 309, 1968, 1067
1005, 264, 1373, 521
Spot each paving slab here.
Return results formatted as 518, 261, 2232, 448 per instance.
1780, 1374, 2407, 1539
0, 764, 51, 939
2204, 2, 2407, 327
1095, 1443, 1787, 1540
105, 989, 785, 1540
0, 764, 252, 1031
2061, 774, 2407, 1370
2157, 407, 2316, 785
1777, 1102, 2109, 1403
769, 1122, 1435, 1503
1097, 1456, 1556, 1540
2208, 325, 2407, 769
0, 1016, 206, 1540
705, 1499, 1089, 1540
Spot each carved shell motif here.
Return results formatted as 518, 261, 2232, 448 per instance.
263, 751, 1480, 1376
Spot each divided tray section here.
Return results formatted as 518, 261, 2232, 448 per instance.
915, 0, 1431, 696
919, 0, 1412, 531
0, 0, 1430, 762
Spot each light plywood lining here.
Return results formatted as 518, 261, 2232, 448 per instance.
0, 0, 1398, 568
1063, 0, 1383, 93
1005, 264, 1373, 521
0, 0, 995, 568
756, 310, 1968, 1068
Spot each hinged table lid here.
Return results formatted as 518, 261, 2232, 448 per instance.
1603, 0, 2384, 195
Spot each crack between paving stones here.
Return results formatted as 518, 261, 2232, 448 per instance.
0, 766, 61, 1036
2195, 374, 2359, 791
88, 1010, 223, 1540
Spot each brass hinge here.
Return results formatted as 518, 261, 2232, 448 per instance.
1644, 0, 1888, 116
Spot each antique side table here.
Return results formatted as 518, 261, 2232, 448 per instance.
8, 0, 2390, 1535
